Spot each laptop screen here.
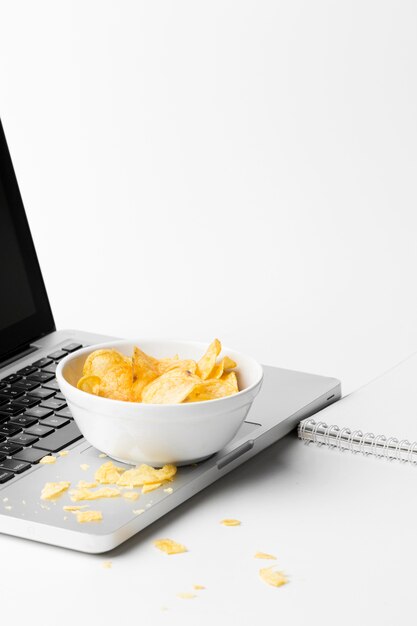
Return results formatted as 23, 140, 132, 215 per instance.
0, 120, 55, 361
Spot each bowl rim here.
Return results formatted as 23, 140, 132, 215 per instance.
56, 338, 264, 409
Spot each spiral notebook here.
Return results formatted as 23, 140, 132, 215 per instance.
298, 351, 417, 463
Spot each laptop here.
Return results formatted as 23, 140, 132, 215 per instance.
0, 118, 341, 552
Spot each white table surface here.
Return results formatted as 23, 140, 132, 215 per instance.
2, 429, 415, 625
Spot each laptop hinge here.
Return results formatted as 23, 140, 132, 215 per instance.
0, 344, 38, 369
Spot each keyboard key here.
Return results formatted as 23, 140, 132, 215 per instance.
25, 424, 55, 438
42, 363, 57, 375
42, 380, 60, 392
32, 357, 52, 368
0, 405, 24, 417
0, 470, 14, 484
33, 422, 82, 452
30, 387, 55, 400
40, 398, 67, 412
13, 379, 40, 392
0, 459, 31, 474
55, 407, 73, 419
47, 350, 67, 360
0, 423, 22, 437
54, 393, 66, 401
0, 453, 5, 462
16, 365, 38, 376
27, 371, 55, 384
62, 343, 82, 353
24, 406, 53, 419
10, 415, 38, 428
1, 374, 22, 384
0, 415, 9, 425
28, 387, 55, 401
0, 442, 23, 455
0, 398, 8, 407
8, 433, 39, 446
0, 382, 6, 390
0, 388, 25, 400
13, 447, 47, 464
40, 415, 69, 429
12, 397, 40, 409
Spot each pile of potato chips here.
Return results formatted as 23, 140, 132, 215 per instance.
76, 339, 239, 404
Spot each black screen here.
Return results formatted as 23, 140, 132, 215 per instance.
0, 120, 55, 360
0, 175, 36, 329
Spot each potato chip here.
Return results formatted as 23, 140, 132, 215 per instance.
80, 464, 90, 471
142, 369, 200, 404
210, 356, 237, 379
193, 585, 205, 590
95, 461, 125, 484
153, 538, 187, 554
41, 481, 71, 501
58, 450, 69, 457
196, 338, 221, 380
254, 552, 277, 560
186, 379, 236, 402
99, 363, 133, 401
83, 349, 130, 377
142, 482, 162, 494
259, 567, 288, 587
77, 375, 101, 395
221, 371, 239, 393
220, 518, 241, 526
76, 510, 103, 523
131, 346, 160, 401
117, 463, 177, 487
157, 358, 197, 375
77, 480, 98, 489
69, 487, 121, 501
122, 491, 139, 501
39, 456, 56, 464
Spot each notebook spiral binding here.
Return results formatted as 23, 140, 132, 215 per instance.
298, 419, 417, 464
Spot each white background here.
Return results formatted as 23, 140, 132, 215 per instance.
0, 2, 417, 624
1, 0, 417, 394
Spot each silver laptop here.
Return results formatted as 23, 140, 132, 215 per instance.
0, 119, 341, 552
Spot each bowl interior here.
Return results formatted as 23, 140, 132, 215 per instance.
61, 339, 262, 395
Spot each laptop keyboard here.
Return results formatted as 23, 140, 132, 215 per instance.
0, 342, 84, 484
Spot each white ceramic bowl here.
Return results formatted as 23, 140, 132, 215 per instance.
56, 339, 263, 466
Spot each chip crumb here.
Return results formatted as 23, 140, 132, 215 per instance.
22, 500, 26, 505
70, 487, 121, 502
58, 450, 69, 457
4, 505, 12, 511
80, 464, 90, 471
117, 464, 176, 488
76, 510, 103, 523
63, 516, 68, 520
220, 518, 241, 526
102, 560, 112, 569
177, 593, 196, 600
145, 503, 152, 509
142, 482, 162, 494
259, 567, 288, 587
3, 497, 8, 502
255, 552, 277, 560
133, 509, 145, 515
63, 505, 88, 511
77, 480, 98, 489
98, 453, 107, 458
95, 461, 125, 485
154, 538, 187, 555
193, 585, 205, 590
39, 455, 56, 464
41, 481, 71, 501
163, 487, 173, 494
123, 491, 139, 501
